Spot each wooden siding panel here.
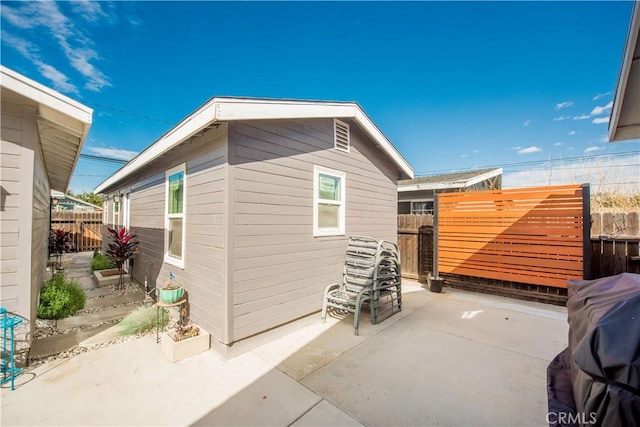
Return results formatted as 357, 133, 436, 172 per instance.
0, 101, 25, 319
230, 119, 398, 341
437, 185, 587, 288
31, 146, 50, 321
117, 126, 228, 342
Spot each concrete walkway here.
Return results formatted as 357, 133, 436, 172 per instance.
1, 283, 567, 426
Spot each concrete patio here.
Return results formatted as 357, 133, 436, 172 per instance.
1, 281, 567, 426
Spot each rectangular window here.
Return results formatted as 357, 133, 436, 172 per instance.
313, 166, 345, 236
113, 199, 120, 227
411, 201, 434, 215
103, 200, 109, 223
165, 164, 186, 268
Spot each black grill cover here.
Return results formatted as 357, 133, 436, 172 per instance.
549, 273, 640, 426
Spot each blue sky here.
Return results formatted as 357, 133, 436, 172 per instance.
1, 1, 638, 193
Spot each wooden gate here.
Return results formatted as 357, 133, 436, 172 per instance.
51, 211, 103, 252
397, 215, 433, 280
436, 184, 590, 288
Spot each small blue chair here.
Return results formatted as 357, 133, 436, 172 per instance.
1, 307, 23, 390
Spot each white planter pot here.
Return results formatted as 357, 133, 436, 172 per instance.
160, 327, 210, 363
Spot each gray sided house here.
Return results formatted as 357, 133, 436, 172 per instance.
398, 168, 502, 215
609, 1, 639, 142
95, 97, 413, 354
0, 66, 92, 337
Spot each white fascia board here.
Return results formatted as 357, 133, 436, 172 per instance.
609, 2, 639, 142
94, 101, 217, 193
95, 97, 414, 193
215, 99, 358, 121
464, 168, 503, 187
398, 182, 465, 192
0, 66, 92, 125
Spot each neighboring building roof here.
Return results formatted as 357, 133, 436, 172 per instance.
609, 2, 640, 142
95, 97, 414, 193
0, 66, 93, 191
51, 190, 102, 212
398, 168, 503, 192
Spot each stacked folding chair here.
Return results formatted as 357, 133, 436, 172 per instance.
321, 236, 402, 335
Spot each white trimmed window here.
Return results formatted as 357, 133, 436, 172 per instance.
334, 119, 350, 152
103, 199, 109, 223
165, 164, 186, 268
112, 197, 120, 228
313, 166, 346, 237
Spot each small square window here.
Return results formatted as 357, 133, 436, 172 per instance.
314, 166, 345, 236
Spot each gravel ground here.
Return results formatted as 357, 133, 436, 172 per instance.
29, 281, 152, 368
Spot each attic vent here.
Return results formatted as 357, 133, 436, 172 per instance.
334, 119, 350, 153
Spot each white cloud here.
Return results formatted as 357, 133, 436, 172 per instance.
568, 131, 576, 135
593, 91, 612, 101
86, 147, 138, 161
592, 117, 610, 125
523, 120, 533, 126
518, 146, 541, 155
573, 115, 590, 120
568, 147, 575, 150
591, 101, 613, 116
1, 31, 78, 94
584, 146, 605, 154
473, 149, 480, 154
554, 116, 571, 121
70, 0, 111, 23
599, 135, 609, 143
1, 2, 112, 92
460, 154, 468, 158
555, 101, 574, 110
554, 142, 564, 146
503, 153, 640, 194
511, 146, 523, 151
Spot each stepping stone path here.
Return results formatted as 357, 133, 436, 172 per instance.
29, 253, 147, 361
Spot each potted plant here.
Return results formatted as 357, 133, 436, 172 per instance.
105, 227, 140, 290
159, 272, 184, 304
160, 322, 210, 362
49, 229, 75, 270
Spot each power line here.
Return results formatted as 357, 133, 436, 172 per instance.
415, 150, 640, 176
79, 153, 128, 164
89, 102, 172, 125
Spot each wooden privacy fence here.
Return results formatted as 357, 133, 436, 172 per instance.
51, 211, 102, 252
590, 238, 640, 277
436, 184, 590, 288
397, 215, 433, 280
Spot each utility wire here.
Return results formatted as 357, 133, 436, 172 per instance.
415, 150, 640, 176
79, 153, 128, 164
89, 102, 172, 125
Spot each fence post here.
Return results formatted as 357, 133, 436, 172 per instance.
582, 184, 592, 279
433, 193, 439, 279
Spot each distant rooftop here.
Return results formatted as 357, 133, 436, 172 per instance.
398, 168, 502, 191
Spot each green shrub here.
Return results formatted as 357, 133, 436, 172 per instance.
118, 306, 168, 336
91, 253, 115, 271
37, 273, 86, 319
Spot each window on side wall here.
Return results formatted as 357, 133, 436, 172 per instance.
165, 164, 186, 268
313, 166, 345, 237
103, 199, 109, 224
113, 198, 120, 228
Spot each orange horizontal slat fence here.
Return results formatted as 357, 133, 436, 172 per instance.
436, 184, 589, 288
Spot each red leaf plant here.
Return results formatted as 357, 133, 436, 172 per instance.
106, 227, 140, 289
